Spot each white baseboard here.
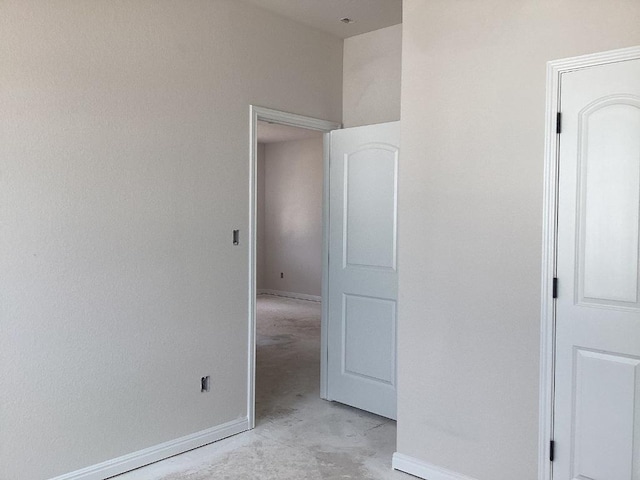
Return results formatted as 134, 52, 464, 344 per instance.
50, 417, 249, 480
392, 453, 479, 480
257, 289, 321, 302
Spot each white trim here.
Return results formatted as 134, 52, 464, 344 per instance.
392, 453, 479, 480
49, 418, 248, 480
320, 132, 331, 400
251, 106, 340, 132
257, 289, 321, 302
248, 105, 340, 428
539, 44, 640, 480
248, 106, 258, 430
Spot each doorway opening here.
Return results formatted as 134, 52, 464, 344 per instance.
247, 106, 340, 428
255, 121, 324, 424
247, 107, 400, 478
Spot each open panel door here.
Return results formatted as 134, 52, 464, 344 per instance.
327, 121, 399, 420
553, 57, 640, 479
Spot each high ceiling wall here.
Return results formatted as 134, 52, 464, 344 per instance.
397, 1, 640, 479
0, 1, 342, 478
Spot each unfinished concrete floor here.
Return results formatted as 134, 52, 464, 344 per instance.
116, 295, 407, 480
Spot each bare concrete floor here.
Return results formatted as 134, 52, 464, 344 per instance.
116, 295, 408, 479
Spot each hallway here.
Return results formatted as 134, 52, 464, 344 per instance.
116, 295, 404, 479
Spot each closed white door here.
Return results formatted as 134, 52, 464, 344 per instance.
554, 58, 640, 479
327, 121, 399, 420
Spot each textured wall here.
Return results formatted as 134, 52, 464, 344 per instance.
343, 24, 402, 127
0, 1, 342, 478
397, 1, 640, 479
260, 137, 323, 297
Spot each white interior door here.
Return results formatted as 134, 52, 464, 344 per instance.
554, 58, 640, 479
327, 121, 399, 420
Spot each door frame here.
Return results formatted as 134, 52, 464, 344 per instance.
539, 44, 640, 480
247, 106, 341, 428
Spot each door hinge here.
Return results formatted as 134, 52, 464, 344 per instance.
556, 112, 562, 134
552, 277, 558, 299
550, 440, 555, 462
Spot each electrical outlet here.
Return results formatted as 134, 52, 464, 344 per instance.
201, 376, 210, 392
280, 272, 284, 279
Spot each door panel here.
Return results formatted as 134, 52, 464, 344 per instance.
578, 99, 640, 306
572, 350, 640, 480
344, 146, 398, 270
343, 294, 396, 384
554, 58, 640, 480
328, 121, 399, 420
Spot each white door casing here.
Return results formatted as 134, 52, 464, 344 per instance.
248, 106, 340, 429
544, 51, 640, 480
327, 121, 400, 420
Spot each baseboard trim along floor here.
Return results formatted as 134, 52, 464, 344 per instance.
257, 289, 321, 302
49, 418, 249, 480
392, 453, 479, 480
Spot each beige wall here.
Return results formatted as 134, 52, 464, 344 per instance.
257, 143, 266, 290
259, 137, 324, 297
343, 24, 402, 127
397, 1, 640, 479
0, 1, 342, 479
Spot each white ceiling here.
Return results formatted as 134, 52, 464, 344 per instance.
257, 121, 323, 144
242, 0, 402, 38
